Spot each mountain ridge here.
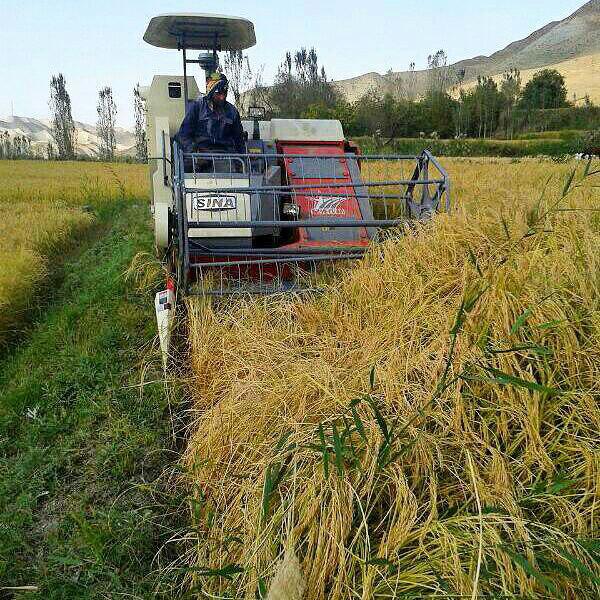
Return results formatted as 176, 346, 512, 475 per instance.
335, 0, 600, 102
2, 1, 599, 150
0, 115, 135, 157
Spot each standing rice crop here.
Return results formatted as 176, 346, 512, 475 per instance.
0, 200, 92, 344
0, 159, 147, 345
183, 159, 600, 598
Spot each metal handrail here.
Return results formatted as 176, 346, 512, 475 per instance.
178, 149, 450, 206
185, 154, 248, 175
170, 142, 450, 294
182, 179, 446, 194
182, 151, 425, 160
186, 219, 409, 229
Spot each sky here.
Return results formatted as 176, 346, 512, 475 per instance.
0, 0, 586, 127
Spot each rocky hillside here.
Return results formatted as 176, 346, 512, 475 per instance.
335, 0, 600, 102
0, 115, 135, 158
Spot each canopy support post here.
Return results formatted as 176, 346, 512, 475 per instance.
182, 42, 189, 108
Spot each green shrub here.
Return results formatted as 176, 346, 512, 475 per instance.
513, 106, 600, 131
353, 136, 582, 157
514, 130, 584, 141
582, 129, 600, 155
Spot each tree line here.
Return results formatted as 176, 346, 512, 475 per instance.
0, 131, 36, 160
47, 74, 147, 161
226, 48, 595, 141
1, 74, 148, 161
3, 49, 595, 162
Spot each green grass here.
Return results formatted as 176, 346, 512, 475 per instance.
0, 198, 184, 598
514, 129, 585, 141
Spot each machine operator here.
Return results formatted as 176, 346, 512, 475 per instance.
176, 72, 246, 164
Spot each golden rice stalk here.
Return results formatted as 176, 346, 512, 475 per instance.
183, 159, 600, 598
0, 158, 147, 345
0, 200, 92, 344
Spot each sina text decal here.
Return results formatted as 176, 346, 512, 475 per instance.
192, 193, 237, 211
311, 196, 346, 216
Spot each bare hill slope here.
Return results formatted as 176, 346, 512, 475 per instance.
458, 52, 600, 104
335, 0, 600, 102
0, 115, 135, 157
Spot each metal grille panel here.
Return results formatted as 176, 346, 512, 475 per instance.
170, 146, 450, 295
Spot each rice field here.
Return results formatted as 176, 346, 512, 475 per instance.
183, 158, 600, 598
0, 160, 147, 205
0, 160, 147, 346
1, 157, 598, 596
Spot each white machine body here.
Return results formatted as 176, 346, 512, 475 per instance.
185, 176, 252, 238
141, 72, 347, 249
139, 75, 200, 247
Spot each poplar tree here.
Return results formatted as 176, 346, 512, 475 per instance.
49, 73, 77, 159
97, 86, 118, 161
133, 84, 147, 162
222, 50, 252, 110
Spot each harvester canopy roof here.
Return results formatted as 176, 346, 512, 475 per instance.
143, 13, 256, 51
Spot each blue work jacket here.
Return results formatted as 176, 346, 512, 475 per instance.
176, 97, 246, 154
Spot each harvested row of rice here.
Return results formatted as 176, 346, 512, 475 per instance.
184, 160, 600, 598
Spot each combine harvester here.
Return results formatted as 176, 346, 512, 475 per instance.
140, 13, 450, 362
